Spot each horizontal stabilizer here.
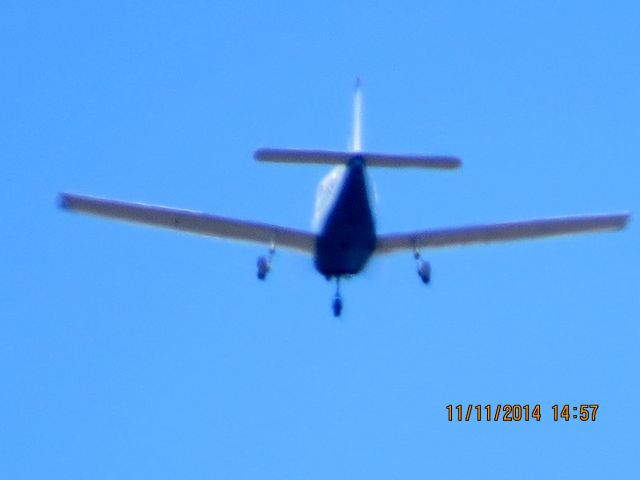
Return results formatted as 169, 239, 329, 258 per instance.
255, 148, 461, 169
59, 193, 316, 254
376, 213, 630, 254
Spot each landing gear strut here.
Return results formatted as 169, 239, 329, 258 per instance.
257, 245, 275, 280
332, 277, 343, 317
414, 249, 431, 284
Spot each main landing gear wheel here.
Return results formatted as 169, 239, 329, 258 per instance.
414, 250, 431, 284
256, 245, 275, 280
256, 255, 270, 280
332, 277, 343, 317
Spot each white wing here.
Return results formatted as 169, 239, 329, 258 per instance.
255, 148, 461, 169
59, 193, 316, 254
375, 213, 630, 254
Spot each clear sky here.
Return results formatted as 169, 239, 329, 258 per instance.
2, 1, 639, 478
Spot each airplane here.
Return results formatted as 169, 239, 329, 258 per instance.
59, 81, 630, 316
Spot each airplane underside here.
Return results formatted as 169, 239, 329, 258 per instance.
314, 156, 376, 278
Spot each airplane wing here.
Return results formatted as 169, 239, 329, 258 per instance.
375, 213, 630, 254
59, 193, 316, 254
255, 148, 461, 169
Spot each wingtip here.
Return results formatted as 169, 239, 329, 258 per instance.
593, 211, 632, 231
619, 211, 632, 227
254, 148, 274, 161
57, 193, 71, 210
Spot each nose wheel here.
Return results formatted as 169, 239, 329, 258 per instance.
332, 295, 343, 317
331, 277, 343, 317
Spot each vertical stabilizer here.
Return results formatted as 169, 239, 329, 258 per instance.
351, 78, 363, 152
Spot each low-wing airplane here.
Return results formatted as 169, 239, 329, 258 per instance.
59, 81, 630, 316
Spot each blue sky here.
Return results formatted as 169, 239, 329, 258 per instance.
2, 1, 639, 478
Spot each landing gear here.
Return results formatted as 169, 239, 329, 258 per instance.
257, 256, 270, 280
256, 245, 275, 280
414, 249, 431, 284
332, 295, 343, 317
332, 277, 343, 317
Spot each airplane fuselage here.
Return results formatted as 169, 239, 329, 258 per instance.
314, 156, 376, 277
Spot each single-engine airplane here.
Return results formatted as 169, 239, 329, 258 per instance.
59, 81, 630, 316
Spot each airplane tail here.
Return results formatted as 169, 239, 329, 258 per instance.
351, 77, 363, 152
254, 80, 461, 169
255, 148, 460, 169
